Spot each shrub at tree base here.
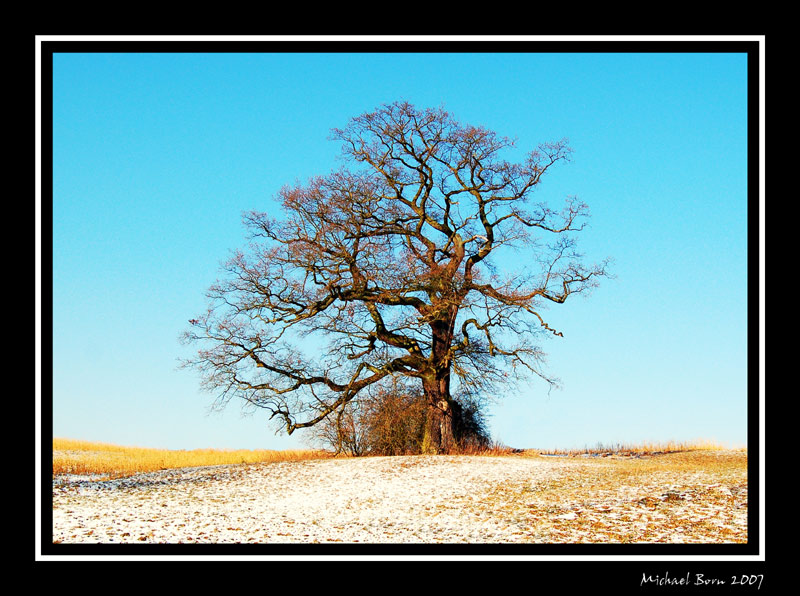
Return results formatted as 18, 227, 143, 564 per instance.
313, 388, 491, 456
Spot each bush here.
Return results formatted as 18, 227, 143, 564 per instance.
452, 395, 492, 452
363, 391, 429, 455
310, 385, 493, 456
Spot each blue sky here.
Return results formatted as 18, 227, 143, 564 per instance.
46, 46, 755, 451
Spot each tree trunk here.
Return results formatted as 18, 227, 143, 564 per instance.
422, 376, 457, 453
422, 315, 460, 453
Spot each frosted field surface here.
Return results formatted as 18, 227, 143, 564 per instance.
52, 452, 748, 544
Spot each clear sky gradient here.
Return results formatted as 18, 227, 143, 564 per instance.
46, 45, 755, 451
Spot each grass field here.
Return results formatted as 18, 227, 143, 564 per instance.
52, 437, 741, 479
51, 444, 748, 544
52, 437, 331, 479
483, 448, 749, 543
532, 439, 742, 457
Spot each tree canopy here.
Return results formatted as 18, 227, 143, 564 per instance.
183, 101, 610, 453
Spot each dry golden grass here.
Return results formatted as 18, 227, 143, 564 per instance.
526, 439, 743, 457
53, 438, 331, 479
481, 449, 748, 543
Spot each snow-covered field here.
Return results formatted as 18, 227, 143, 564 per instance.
51, 451, 747, 544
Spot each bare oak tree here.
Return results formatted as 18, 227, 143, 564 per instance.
183, 102, 609, 453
